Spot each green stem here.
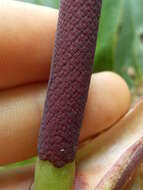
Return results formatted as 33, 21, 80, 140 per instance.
34, 158, 75, 190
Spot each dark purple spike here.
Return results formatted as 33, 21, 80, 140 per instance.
38, 0, 102, 167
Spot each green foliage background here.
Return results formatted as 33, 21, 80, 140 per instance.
19, 0, 59, 8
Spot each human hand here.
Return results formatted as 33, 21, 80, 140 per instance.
0, 1, 130, 189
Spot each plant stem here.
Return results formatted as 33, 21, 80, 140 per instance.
34, 159, 75, 190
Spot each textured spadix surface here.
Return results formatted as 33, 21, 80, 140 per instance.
38, 0, 102, 167
74, 99, 143, 190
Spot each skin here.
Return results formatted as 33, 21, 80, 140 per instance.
0, 0, 58, 89
80, 72, 131, 141
0, 1, 131, 189
0, 72, 130, 166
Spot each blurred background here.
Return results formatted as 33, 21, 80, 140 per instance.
18, 0, 143, 102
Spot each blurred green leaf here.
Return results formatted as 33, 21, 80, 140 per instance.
94, 0, 143, 87
19, 0, 59, 8
115, 0, 143, 86
93, 0, 123, 72
114, 0, 135, 87
131, 0, 143, 82
0, 157, 36, 172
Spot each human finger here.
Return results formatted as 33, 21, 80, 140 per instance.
0, 72, 130, 165
0, 0, 57, 89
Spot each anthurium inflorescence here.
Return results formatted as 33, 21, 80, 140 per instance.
38, 0, 102, 167
35, 1, 102, 189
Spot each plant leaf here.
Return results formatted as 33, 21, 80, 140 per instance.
114, 0, 143, 86
18, 0, 59, 8
93, 0, 123, 72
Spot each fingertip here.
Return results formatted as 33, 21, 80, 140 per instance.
80, 71, 131, 141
